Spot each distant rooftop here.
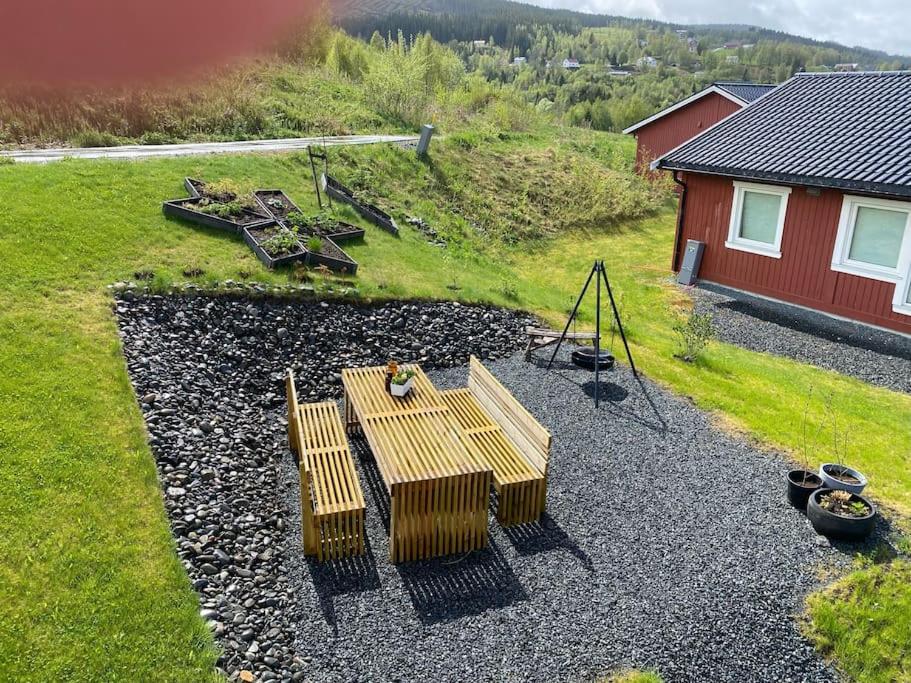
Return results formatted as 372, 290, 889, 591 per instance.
657, 72, 911, 198
714, 82, 777, 103
623, 81, 777, 134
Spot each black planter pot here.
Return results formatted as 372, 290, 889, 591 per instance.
807, 488, 877, 541
787, 470, 823, 510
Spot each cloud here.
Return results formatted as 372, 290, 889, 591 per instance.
525, 0, 910, 57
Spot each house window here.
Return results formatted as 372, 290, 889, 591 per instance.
894, 263, 911, 316
832, 195, 911, 282
726, 181, 791, 258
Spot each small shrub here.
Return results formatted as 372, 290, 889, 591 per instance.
139, 131, 177, 145
306, 236, 323, 253
0, 157, 13, 166
149, 272, 173, 294
291, 264, 311, 282
673, 307, 713, 362
499, 278, 519, 301
70, 129, 124, 148
261, 228, 300, 256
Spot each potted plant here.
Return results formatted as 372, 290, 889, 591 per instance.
818, 405, 867, 495
389, 368, 416, 398
807, 489, 877, 541
788, 392, 823, 510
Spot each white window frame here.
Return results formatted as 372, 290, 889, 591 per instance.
893, 259, 911, 316
725, 181, 791, 259
831, 194, 911, 283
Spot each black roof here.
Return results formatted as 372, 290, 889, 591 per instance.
714, 82, 776, 103
658, 72, 911, 198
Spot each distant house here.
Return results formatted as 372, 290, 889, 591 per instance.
724, 41, 742, 49
636, 56, 658, 69
654, 72, 911, 335
835, 63, 860, 72
472, 40, 488, 49
623, 81, 777, 174
609, 69, 631, 77
725, 55, 740, 65
562, 58, 581, 69
513, 56, 527, 66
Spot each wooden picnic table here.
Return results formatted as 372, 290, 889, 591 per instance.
341, 365, 493, 563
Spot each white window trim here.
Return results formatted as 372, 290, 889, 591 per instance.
725, 181, 791, 258
893, 259, 911, 316
831, 194, 911, 284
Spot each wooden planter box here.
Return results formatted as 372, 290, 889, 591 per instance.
308, 237, 359, 275
322, 174, 399, 235
162, 198, 272, 235
243, 224, 308, 270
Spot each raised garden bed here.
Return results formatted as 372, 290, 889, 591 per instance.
163, 197, 272, 235
184, 177, 205, 197
307, 237, 359, 275
254, 189, 302, 224
322, 174, 399, 235
243, 224, 308, 270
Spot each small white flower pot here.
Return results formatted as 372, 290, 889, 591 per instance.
390, 377, 414, 397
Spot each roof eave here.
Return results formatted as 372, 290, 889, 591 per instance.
655, 162, 911, 200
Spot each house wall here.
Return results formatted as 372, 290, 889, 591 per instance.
676, 172, 911, 335
634, 92, 742, 173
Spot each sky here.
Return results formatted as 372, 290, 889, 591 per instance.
525, 0, 909, 57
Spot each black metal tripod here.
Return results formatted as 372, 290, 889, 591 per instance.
307, 143, 332, 210
546, 260, 637, 407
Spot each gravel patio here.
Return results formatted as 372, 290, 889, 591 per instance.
117, 295, 860, 683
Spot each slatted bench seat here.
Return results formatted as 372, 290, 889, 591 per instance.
286, 371, 366, 561
440, 356, 552, 526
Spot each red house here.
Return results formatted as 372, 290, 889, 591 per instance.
624, 82, 776, 174
655, 71, 911, 336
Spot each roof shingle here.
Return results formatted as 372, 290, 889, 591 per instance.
658, 72, 911, 198
714, 82, 776, 103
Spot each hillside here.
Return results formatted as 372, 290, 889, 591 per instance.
333, 0, 910, 65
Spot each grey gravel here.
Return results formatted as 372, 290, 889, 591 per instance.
692, 283, 911, 394
116, 294, 869, 683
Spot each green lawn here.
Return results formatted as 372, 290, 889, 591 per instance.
1, 138, 909, 681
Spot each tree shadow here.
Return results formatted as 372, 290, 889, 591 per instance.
395, 536, 528, 625
305, 535, 382, 635
501, 512, 593, 573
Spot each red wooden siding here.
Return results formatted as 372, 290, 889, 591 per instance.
676, 172, 911, 335
634, 92, 742, 173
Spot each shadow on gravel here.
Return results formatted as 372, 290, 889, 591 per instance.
352, 438, 392, 535
530, 353, 670, 435
396, 537, 528, 625
501, 513, 593, 573
826, 515, 899, 561
306, 538, 382, 634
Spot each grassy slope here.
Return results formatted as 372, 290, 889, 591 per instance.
0, 136, 908, 681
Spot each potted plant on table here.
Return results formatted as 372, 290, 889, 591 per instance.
788, 393, 823, 511
807, 489, 877, 541
390, 368, 416, 398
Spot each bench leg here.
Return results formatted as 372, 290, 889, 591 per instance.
344, 390, 360, 435
300, 466, 318, 557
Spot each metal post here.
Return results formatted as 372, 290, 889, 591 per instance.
547, 262, 598, 370
595, 261, 602, 408
416, 124, 435, 157
307, 146, 323, 210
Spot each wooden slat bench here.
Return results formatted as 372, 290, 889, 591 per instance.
525, 325, 596, 361
286, 371, 366, 561
440, 355, 552, 526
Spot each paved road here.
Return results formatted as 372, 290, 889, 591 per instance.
0, 134, 419, 163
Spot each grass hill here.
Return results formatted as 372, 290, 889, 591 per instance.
333, 0, 910, 64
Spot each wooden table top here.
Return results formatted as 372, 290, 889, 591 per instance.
341, 365, 491, 487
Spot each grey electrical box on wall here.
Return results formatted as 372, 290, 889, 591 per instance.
677, 240, 705, 286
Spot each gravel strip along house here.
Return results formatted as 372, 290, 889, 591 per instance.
656, 71, 911, 337
116, 295, 867, 683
